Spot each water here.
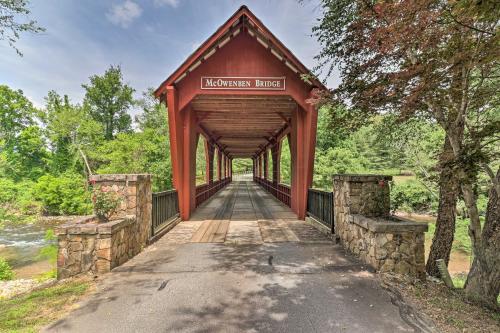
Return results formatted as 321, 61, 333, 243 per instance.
0, 220, 61, 279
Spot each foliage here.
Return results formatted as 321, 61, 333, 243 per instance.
313, 146, 368, 190
232, 158, 252, 174
82, 65, 135, 140
0, 85, 36, 147
0, 81, 172, 221
5, 125, 49, 181
196, 135, 207, 185
0, 0, 45, 56
42, 91, 103, 175
0, 86, 48, 181
36, 269, 57, 282
391, 179, 436, 214
426, 217, 481, 256
97, 89, 172, 191
96, 129, 172, 191
314, 0, 499, 304
279, 137, 291, 185
34, 172, 92, 216
91, 187, 121, 221
0, 257, 14, 281
0, 177, 39, 215
0, 279, 91, 332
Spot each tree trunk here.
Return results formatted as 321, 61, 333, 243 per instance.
426, 135, 459, 277
464, 169, 500, 309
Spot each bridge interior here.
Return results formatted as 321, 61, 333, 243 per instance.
192, 95, 296, 159
162, 179, 330, 244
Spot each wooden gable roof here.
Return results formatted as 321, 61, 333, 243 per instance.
154, 5, 326, 97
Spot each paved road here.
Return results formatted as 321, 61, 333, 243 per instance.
45, 182, 423, 333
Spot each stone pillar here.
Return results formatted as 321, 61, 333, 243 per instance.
89, 174, 152, 247
56, 174, 152, 279
333, 175, 427, 279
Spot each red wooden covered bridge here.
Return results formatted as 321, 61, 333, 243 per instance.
154, 6, 326, 221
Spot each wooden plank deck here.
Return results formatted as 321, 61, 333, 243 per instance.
187, 181, 331, 244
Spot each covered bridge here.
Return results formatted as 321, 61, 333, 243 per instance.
154, 5, 326, 220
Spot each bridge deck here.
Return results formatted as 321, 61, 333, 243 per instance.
162, 181, 331, 244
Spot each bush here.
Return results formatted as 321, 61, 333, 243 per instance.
0, 257, 14, 281
391, 179, 436, 214
34, 172, 92, 216
0, 178, 39, 215
91, 187, 121, 221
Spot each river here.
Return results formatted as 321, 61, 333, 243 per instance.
0, 219, 66, 279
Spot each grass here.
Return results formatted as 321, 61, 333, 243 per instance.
392, 174, 416, 184
0, 278, 93, 333
452, 275, 467, 289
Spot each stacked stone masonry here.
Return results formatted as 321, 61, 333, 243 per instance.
333, 175, 427, 279
56, 174, 152, 279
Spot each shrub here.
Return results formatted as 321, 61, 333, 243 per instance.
34, 172, 92, 216
92, 187, 121, 221
0, 178, 39, 215
0, 257, 14, 281
391, 179, 436, 214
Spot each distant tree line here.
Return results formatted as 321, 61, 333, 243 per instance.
0, 66, 172, 219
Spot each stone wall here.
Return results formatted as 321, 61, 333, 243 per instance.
333, 175, 427, 279
56, 174, 152, 279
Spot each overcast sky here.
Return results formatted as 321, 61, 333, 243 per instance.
0, 0, 338, 110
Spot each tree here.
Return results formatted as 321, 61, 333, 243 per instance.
6, 125, 48, 180
42, 90, 103, 176
314, 0, 499, 307
0, 0, 44, 56
135, 88, 168, 136
82, 65, 134, 140
0, 85, 46, 180
0, 85, 36, 148
232, 158, 252, 174
97, 89, 172, 191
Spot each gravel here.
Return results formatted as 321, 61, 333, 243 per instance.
0, 278, 56, 299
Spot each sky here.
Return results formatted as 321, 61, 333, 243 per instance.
0, 0, 338, 111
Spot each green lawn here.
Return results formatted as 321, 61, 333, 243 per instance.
0, 279, 92, 333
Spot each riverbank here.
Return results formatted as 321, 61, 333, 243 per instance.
396, 212, 472, 277
0, 276, 95, 332
0, 216, 81, 279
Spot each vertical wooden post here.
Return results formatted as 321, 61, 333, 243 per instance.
166, 86, 182, 191
289, 110, 299, 214
291, 98, 318, 219
181, 106, 197, 219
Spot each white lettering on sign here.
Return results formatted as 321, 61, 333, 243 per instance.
201, 77, 286, 90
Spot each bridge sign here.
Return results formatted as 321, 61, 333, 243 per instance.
201, 76, 286, 90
